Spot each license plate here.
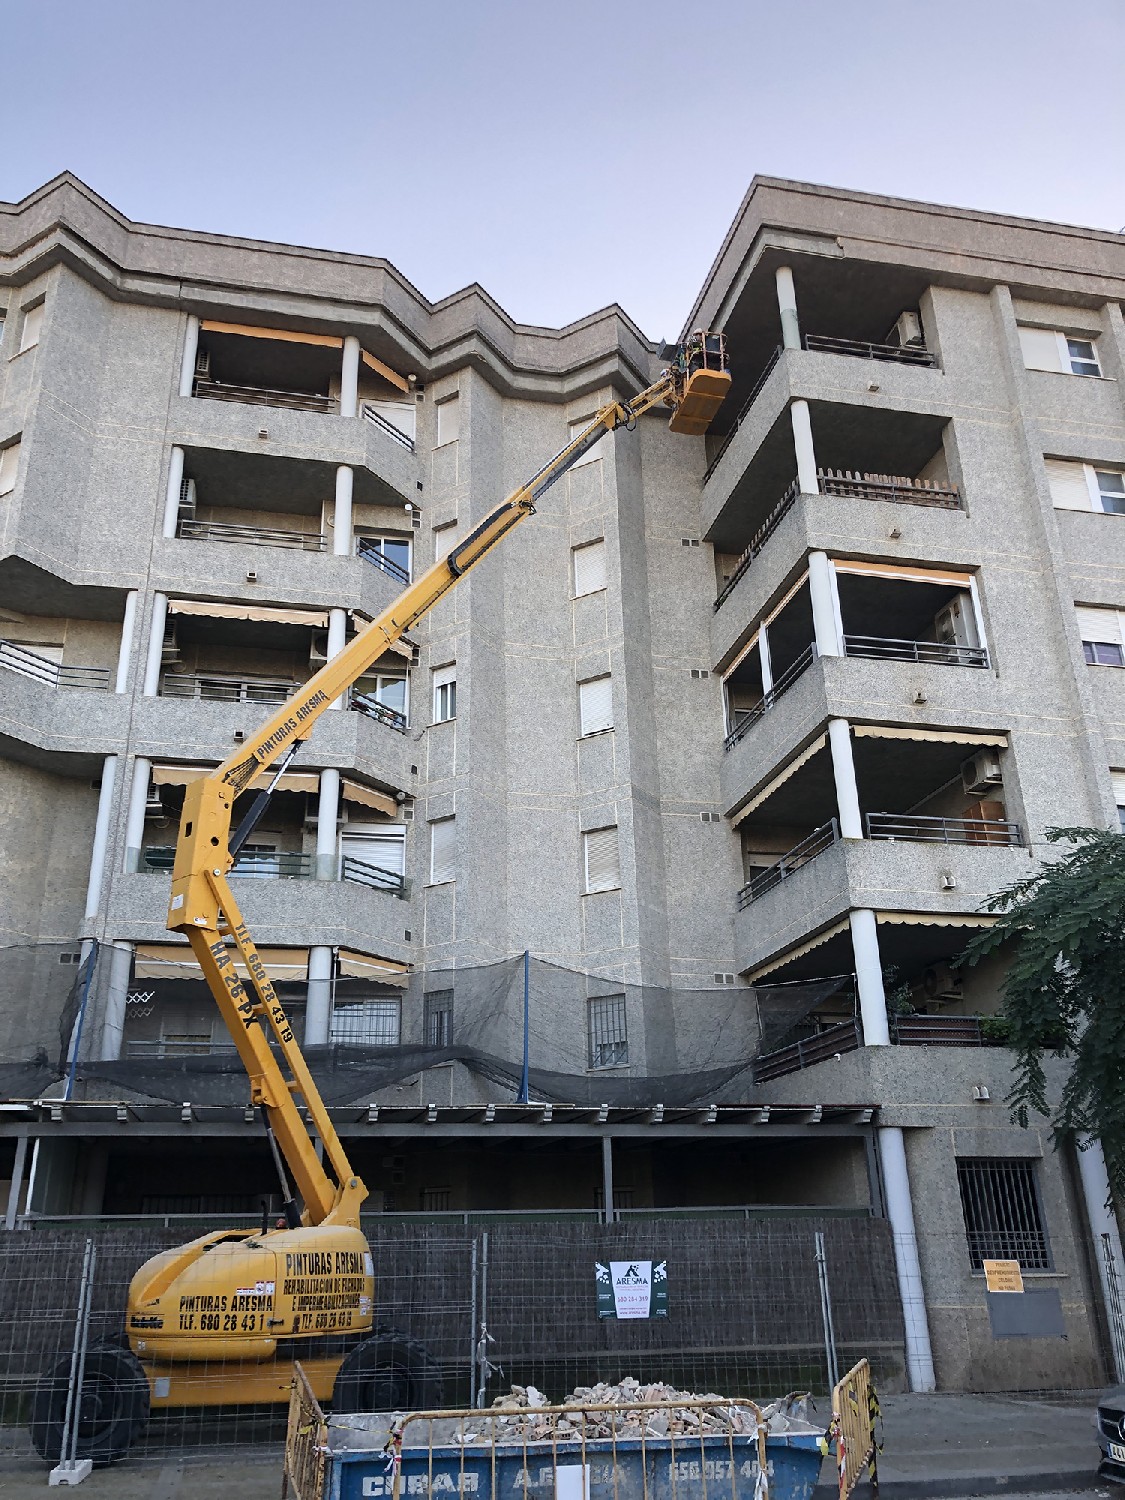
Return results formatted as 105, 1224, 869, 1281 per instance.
1110, 1441, 1125, 1462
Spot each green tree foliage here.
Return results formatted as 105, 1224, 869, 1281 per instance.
962, 828, 1125, 1199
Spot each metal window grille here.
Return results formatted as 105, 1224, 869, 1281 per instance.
329, 998, 401, 1047
588, 994, 628, 1069
420, 1187, 451, 1212
424, 989, 454, 1046
956, 1157, 1051, 1270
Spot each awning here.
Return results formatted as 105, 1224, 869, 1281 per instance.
723, 629, 759, 681
361, 349, 410, 393
747, 918, 851, 982
151, 765, 319, 794
852, 726, 1008, 748
338, 949, 410, 986
833, 560, 971, 588
168, 600, 328, 628
341, 779, 399, 817
875, 912, 997, 928
732, 734, 828, 825
133, 943, 310, 981
763, 570, 811, 627
201, 320, 342, 350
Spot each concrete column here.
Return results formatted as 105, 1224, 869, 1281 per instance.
828, 719, 863, 839
305, 945, 333, 1046
849, 908, 890, 1046
84, 755, 119, 919
315, 769, 341, 879
790, 400, 819, 495
123, 757, 152, 873
115, 592, 138, 693
808, 551, 843, 658
340, 336, 361, 419
759, 623, 774, 695
142, 593, 168, 697
878, 1126, 937, 1391
602, 1136, 614, 1224
4, 1133, 29, 1230
178, 316, 200, 398
1077, 1137, 1125, 1381
98, 942, 133, 1062
162, 446, 185, 539
334, 465, 354, 556
775, 266, 801, 351
327, 605, 348, 709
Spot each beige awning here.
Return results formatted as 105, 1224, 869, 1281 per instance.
747, 917, 851, 982
875, 912, 997, 928
201, 320, 343, 350
361, 349, 410, 393
151, 765, 319, 794
833, 559, 972, 588
732, 734, 828, 825
338, 949, 410, 986
168, 599, 328, 627
133, 943, 309, 981
852, 726, 1008, 748
723, 629, 759, 681
763, 570, 811, 627
341, 779, 398, 816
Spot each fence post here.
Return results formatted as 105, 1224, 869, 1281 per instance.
50, 1236, 97, 1485
815, 1230, 839, 1392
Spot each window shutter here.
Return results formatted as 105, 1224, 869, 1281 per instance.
1111, 770, 1125, 805
1018, 326, 1063, 373
1076, 606, 1123, 645
368, 400, 416, 442
569, 417, 606, 468
1044, 459, 1091, 511
584, 825, 620, 893
437, 397, 460, 445
0, 441, 20, 496
579, 675, 613, 735
573, 539, 607, 596
435, 524, 458, 561
19, 304, 44, 353
430, 817, 456, 884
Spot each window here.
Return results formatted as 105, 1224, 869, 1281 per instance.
583, 825, 620, 893
356, 670, 408, 722
436, 396, 460, 445
1077, 606, 1125, 667
1046, 458, 1125, 515
956, 1157, 1051, 1270
430, 816, 456, 884
330, 997, 401, 1047
339, 824, 406, 878
367, 399, 416, 443
578, 675, 613, 736
357, 533, 411, 583
420, 1188, 451, 1212
424, 989, 454, 1046
0, 441, 20, 496
568, 416, 606, 468
1112, 771, 1125, 833
432, 663, 457, 723
1095, 470, 1125, 516
434, 523, 458, 561
573, 539, 607, 597
1018, 325, 1102, 377
588, 994, 628, 1068
18, 303, 44, 353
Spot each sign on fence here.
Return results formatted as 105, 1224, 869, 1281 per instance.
594, 1260, 668, 1320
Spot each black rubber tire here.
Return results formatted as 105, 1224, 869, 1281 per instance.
332, 1327, 444, 1413
29, 1343, 150, 1466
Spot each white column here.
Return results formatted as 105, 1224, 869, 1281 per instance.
967, 576, 989, 656
142, 593, 168, 697
162, 446, 185, 539
790, 399, 819, 495
98, 942, 133, 1061
327, 605, 348, 710
305, 945, 333, 1046
315, 769, 341, 879
775, 266, 801, 351
828, 719, 863, 839
178, 316, 200, 398
84, 756, 119, 919
759, 623, 774, 694
115, 592, 138, 693
808, 551, 843, 658
1077, 1137, 1125, 1381
123, 757, 152, 873
878, 1126, 937, 1391
340, 336, 360, 419
333, 465, 354, 556
849, 908, 890, 1046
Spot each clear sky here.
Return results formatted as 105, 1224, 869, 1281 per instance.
3, 0, 1123, 339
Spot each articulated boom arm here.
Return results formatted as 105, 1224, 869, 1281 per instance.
166, 339, 729, 1228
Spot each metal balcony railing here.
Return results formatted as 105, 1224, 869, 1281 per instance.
737, 819, 840, 908
754, 1020, 861, 1081
866, 812, 1023, 847
714, 480, 799, 610
192, 379, 337, 413
356, 539, 411, 584
176, 518, 326, 551
843, 636, 990, 669
361, 404, 416, 452
141, 848, 313, 878
348, 690, 408, 732
702, 345, 782, 485
340, 856, 409, 899
160, 673, 304, 704
724, 644, 817, 751
892, 1015, 996, 1046
818, 469, 960, 509
0, 639, 111, 690
802, 334, 938, 367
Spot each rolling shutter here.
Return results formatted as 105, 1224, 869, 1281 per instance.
430, 817, 456, 884
1045, 459, 1091, 512
1018, 326, 1062, 373
584, 826, 620, 893
1076, 606, 1123, 645
1111, 770, 1125, 807
579, 676, 613, 735
573, 540, 607, 596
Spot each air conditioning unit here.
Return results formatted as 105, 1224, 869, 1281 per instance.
934, 599, 972, 648
922, 963, 963, 1002
160, 623, 181, 664
962, 749, 1003, 794
194, 347, 211, 377
309, 630, 330, 666
144, 789, 165, 817
886, 310, 924, 348
178, 476, 196, 519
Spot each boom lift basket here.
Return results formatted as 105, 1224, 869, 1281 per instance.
668, 330, 731, 434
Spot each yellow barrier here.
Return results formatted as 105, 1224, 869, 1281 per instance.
282, 1362, 330, 1500
828, 1359, 879, 1499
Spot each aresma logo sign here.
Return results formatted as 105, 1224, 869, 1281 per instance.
595, 1258, 668, 1319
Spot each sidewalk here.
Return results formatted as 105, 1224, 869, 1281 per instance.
813, 1390, 1105, 1497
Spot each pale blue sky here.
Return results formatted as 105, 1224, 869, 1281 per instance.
3, 0, 1123, 338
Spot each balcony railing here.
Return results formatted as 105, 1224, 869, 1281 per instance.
866, 812, 1023, 847
724, 644, 817, 751
843, 636, 990, 669
361, 404, 416, 452
714, 480, 799, 610
702, 345, 782, 485
192, 379, 337, 414
341, 856, 409, 899
737, 819, 839, 908
818, 469, 960, 509
160, 674, 304, 704
1, 639, 111, 691
349, 690, 408, 732
356, 540, 411, 584
142, 848, 313, 878
754, 1019, 861, 1081
802, 334, 938, 368
892, 1015, 997, 1046
176, 518, 326, 551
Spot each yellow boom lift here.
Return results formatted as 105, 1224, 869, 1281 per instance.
30, 334, 730, 1463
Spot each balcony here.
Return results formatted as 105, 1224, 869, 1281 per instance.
803, 334, 937, 368
1, 639, 111, 690
349, 689, 407, 733
844, 636, 989, 670
192, 378, 337, 414
141, 846, 408, 898
160, 673, 303, 704
754, 1015, 1005, 1082
738, 820, 838, 907
865, 812, 1022, 848
725, 644, 816, 751
176, 518, 326, 551
362, 404, 416, 453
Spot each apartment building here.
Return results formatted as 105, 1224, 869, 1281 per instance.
0, 173, 1123, 1392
